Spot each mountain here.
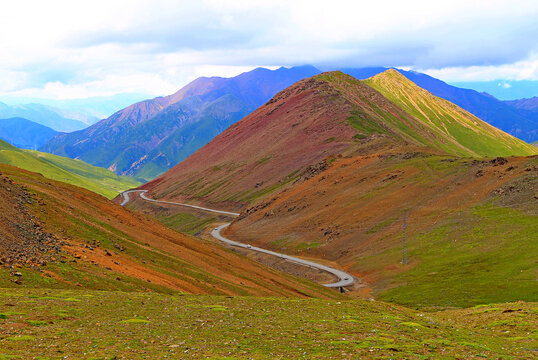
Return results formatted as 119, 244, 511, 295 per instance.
505, 96, 538, 111
341, 68, 538, 143
0, 102, 90, 132
0, 162, 335, 299
40, 66, 538, 182
449, 80, 538, 100
0, 117, 58, 149
141, 70, 537, 308
0, 139, 141, 198
394, 70, 538, 143
142, 70, 536, 209
363, 70, 536, 157
1, 93, 151, 120
42, 66, 322, 180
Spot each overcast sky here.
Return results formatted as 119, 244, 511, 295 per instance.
1, 0, 537, 99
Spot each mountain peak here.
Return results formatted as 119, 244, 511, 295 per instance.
369, 68, 421, 88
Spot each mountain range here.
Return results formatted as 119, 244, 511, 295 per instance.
142, 70, 535, 208
42, 66, 320, 180
0, 117, 58, 149
41, 66, 538, 182
0, 102, 95, 132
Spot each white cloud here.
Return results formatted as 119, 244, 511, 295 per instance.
419, 53, 538, 82
0, 0, 537, 98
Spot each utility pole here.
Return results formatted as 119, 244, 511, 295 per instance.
401, 212, 408, 265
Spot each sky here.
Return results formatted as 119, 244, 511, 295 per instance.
1, 0, 537, 100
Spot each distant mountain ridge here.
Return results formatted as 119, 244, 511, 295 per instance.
0, 102, 92, 132
505, 96, 538, 111
0, 117, 58, 149
42, 65, 321, 180
42, 65, 537, 181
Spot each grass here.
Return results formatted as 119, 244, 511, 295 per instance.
0, 288, 535, 359
0, 140, 140, 198
156, 212, 216, 235
346, 109, 387, 136
376, 203, 538, 308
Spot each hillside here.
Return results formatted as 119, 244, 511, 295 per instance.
0, 140, 140, 199
0, 117, 58, 149
142, 70, 536, 210
342, 68, 538, 143
42, 66, 321, 180
0, 163, 337, 298
364, 69, 537, 157
397, 70, 538, 143
228, 154, 538, 307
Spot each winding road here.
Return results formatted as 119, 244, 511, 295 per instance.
120, 189, 354, 288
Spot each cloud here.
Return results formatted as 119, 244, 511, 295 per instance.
420, 53, 538, 82
498, 82, 512, 89
1, 0, 538, 98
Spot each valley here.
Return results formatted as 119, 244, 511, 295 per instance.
137, 70, 537, 309
1, 65, 536, 359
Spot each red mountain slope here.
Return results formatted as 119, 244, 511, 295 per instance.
142, 72, 441, 209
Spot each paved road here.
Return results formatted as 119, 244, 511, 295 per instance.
120, 189, 354, 288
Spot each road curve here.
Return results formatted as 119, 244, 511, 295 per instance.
120, 189, 354, 288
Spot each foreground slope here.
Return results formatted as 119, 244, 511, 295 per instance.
43, 66, 321, 180
143, 71, 536, 210
0, 140, 140, 199
0, 163, 338, 298
1, 289, 535, 359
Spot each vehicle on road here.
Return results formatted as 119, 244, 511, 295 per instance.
246, 244, 252, 248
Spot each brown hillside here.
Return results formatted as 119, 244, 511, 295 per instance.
0, 164, 339, 299
226, 153, 537, 304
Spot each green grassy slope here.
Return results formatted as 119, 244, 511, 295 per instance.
0, 289, 535, 359
377, 202, 538, 308
364, 69, 537, 157
0, 140, 140, 198
346, 155, 538, 308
